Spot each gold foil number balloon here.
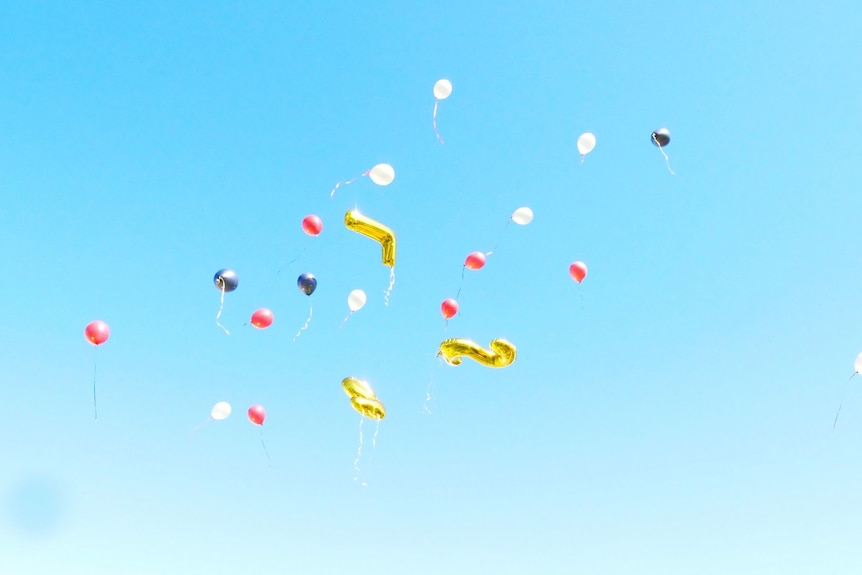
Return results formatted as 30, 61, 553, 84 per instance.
438, 338, 517, 368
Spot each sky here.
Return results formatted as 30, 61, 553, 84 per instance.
2, 1, 862, 573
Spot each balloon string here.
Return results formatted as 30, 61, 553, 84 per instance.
330, 171, 369, 199
432, 100, 444, 144
189, 417, 213, 438
384, 267, 395, 306
260, 428, 272, 468
215, 285, 230, 335
833, 372, 856, 431
372, 418, 380, 448
653, 134, 675, 175
278, 246, 307, 275
293, 305, 313, 342
486, 219, 511, 257
339, 311, 353, 328
353, 417, 364, 483
92, 347, 99, 422
423, 358, 436, 414
455, 265, 466, 300
580, 154, 585, 165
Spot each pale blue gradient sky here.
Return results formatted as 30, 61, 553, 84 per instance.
2, 1, 862, 573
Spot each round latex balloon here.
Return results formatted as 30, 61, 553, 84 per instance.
342, 377, 377, 400
351, 396, 386, 420
854, 352, 862, 375
433, 79, 452, 100
248, 404, 266, 426
368, 163, 395, 186
511, 207, 533, 225
651, 128, 670, 147
569, 261, 588, 283
250, 308, 274, 329
577, 132, 596, 156
211, 401, 232, 421
302, 215, 323, 236
84, 320, 110, 346
441, 298, 459, 319
214, 269, 239, 293
347, 289, 367, 312
465, 251, 486, 270
297, 273, 317, 296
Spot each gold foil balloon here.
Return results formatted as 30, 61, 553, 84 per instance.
344, 209, 396, 267
351, 396, 386, 420
342, 377, 377, 400
438, 338, 517, 368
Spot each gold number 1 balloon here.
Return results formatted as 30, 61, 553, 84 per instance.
344, 209, 396, 268
438, 338, 517, 368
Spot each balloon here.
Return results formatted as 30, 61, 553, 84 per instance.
342, 377, 377, 400
569, 261, 588, 283
577, 132, 596, 156
302, 215, 323, 236
433, 79, 452, 100
297, 273, 317, 296
214, 269, 239, 293
438, 338, 517, 368
441, 298, 459, 319
368, 163, 395, 186
348, 289, 367, 312
651, 128, 670, 147
351, 396, 386, 420
84, 320, 110, 346
248, 404, 266, 425
211, 401, 232, 421
854, 353, 862, 375
251, 308, 274, 329
344, 210, 397, 267
511, 207, 533, 225
464, 251, 486, 270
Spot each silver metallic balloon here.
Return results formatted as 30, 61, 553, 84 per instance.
213, 269, 239, 293
651, 128, 670, 147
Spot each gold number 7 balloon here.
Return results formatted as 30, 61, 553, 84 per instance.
344, 209, 397, 305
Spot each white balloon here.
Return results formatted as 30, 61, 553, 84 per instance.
511, 207, 533, 225
854, 353, 862, 374
347, 289, 367, 312
368, 163, 395, 186
577, 132, 596, 156
211, 401, 232, 421
433, 79, 452, 100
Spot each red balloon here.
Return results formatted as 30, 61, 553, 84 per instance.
441, 298, 459, 319
464, 251, 486, 270
251, 308, 274, 329
302, 215, 323, 236
84, 320, 110, 346
569, 261, 588, 283
248, 404, 266, 425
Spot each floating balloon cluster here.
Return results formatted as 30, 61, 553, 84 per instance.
80, 78, 676, 472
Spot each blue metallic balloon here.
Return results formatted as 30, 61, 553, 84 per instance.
213, 269, 239, 293
297, 272, 317, 296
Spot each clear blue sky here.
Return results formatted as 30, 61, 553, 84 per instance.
2, 1, 862, 573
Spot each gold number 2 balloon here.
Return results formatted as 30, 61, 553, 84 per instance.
438, 338, 517, 368
344, 209, 396, 267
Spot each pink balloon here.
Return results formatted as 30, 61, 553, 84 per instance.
441, 298, 459, 319
302, 215, 323, 236
84, 320, 110, 346
248, 404, 266, 425
251, 308, 274, 329
569, 261, 588, 283
464, 251, 486, 270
